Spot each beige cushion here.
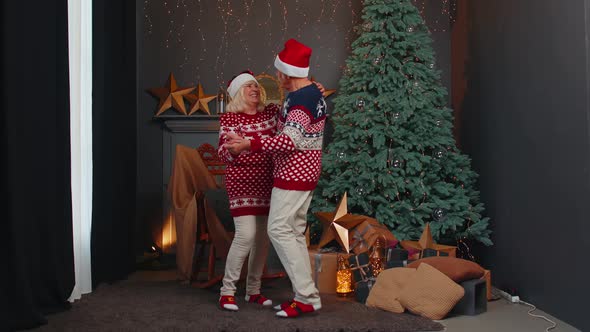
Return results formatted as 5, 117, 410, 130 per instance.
365, 267, 416, 313
398, 263, 465, 320
406, 256, 485, 283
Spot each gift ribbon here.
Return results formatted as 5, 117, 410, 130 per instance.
350, 225, 370, 251
313, 253, 322, 289
349, 255, 372, 283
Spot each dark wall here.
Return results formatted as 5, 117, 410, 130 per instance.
136, 1, 452, 251
460, 0, 590, 330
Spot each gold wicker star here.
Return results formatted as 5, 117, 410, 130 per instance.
311, 76, 336, 98
185, 83, 217, 115
315, 193, 367, 253
147, 73, 194, 116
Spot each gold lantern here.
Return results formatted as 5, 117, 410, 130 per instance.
336, 254, 353, 296
369, 236, 386, 277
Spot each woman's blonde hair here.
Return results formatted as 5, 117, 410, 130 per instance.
226, 81, 266, 113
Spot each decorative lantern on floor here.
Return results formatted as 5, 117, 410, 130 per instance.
336, 253, 353, 296
369, 236, 386, 277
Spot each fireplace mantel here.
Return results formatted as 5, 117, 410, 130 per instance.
156, 115, 221, 133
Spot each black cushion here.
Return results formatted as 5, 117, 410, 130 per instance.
204, 188, 235, 232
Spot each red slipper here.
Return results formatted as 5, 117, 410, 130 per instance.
219, 295, 239, 311
245, 294, 272, 306
276, 300, 321, 318
273, 300, 293, 311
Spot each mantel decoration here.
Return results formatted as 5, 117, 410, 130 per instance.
255, 73, 284, 106
184, 83, 217, 115
147, 72, 194, 116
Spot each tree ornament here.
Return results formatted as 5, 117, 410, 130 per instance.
355, 186, 366, 197
356, 98, 366, 109
373, 56, 382, 65
407, 26, 415, 33
337, 151, 347, 160
435, 119, 443, 127
393, 112, 401, 120
432, 208, 446, 221
433, 148, 445, 159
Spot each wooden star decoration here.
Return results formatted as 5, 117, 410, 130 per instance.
400, 223, 457, 256
147, 73, 194, 116
311, 76, 336, 98
185, 83, 217, 115
315, 192, 367, 253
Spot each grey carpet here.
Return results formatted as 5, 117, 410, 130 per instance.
34, 277, 443, 332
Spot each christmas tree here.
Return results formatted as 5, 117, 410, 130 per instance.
311, 0, 492, 246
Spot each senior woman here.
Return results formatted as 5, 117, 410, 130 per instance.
217, 70, 280, 311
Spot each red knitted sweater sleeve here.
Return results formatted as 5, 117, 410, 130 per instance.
217, 113, 240, 165
249, 106, 311, 153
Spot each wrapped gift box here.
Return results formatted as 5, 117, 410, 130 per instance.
349, 218, 397, 254
482, 269, 492, 301
308, 247, 352, 294
355, 279, 375, 304
348, 252, 373, 283
348, 252, 376, 303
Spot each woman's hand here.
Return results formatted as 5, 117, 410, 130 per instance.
224, 132, 251, 154
313, 81, 327, 97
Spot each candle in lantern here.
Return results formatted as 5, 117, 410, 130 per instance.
336, 254, 353, 296
369, 236, 386, 277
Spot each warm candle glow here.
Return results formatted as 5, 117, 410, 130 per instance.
336, 269, 353, 295
336, 254, 353, 296
162, 212, 177, 253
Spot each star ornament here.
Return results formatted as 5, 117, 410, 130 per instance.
400, 223, 457, 257
185, 83, 217, 115
315, 192, 367, 253
147, 73, 194, 116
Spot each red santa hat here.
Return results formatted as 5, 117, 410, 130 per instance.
227, 70, 257, 99
274, 39, 312, 78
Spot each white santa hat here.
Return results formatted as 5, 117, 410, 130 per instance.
274, 39, 312, 78
227, 70, 258, 99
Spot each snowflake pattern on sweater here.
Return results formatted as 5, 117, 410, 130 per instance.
217, 104, 279, 217
250, 84, 326, 191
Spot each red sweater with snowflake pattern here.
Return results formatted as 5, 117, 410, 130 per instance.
250, 84, 327, 191
218, 104, 279, 217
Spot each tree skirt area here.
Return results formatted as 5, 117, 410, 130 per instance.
36, 276, 443, 332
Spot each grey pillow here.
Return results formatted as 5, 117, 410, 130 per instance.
204, 188, 235, 232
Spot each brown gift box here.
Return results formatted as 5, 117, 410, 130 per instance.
482, 269, 492, 301
308, 247, 352, 294
349, 218, 397, 254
